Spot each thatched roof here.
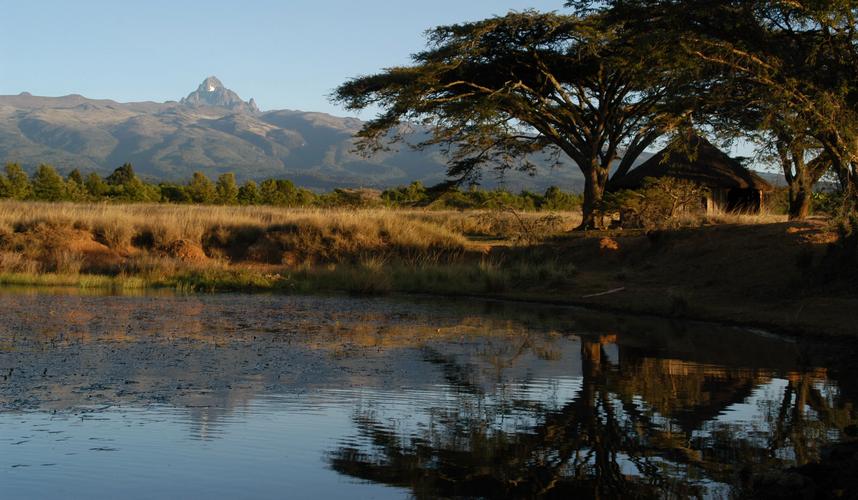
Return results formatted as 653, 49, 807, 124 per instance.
610, 135, 773, 192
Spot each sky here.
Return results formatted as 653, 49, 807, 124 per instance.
1, 0, 564, 115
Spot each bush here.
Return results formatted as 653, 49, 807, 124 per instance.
541, 186, 582, 210
381, 182, 429, 206
836, 211, 858, 265
765, 187, 790, 216
817, 210, 858, 284
604, 177, 707, 230
813, 190, 846, 215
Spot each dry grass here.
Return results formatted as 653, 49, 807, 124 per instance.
0, 200, 787, 285
696, 205, 789, 226
0, 200, 796, 293
0, 200, 855, 337
0, 202, 504, 282
0, 202, 462, 243
0, 201, 587, 294
410, 209, 582, 240
0, 201, 582, 254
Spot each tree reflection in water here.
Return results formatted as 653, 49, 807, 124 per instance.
328, 335, 857, 499
1, 291, 855, 497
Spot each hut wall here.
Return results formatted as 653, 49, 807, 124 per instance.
706, 189, 730, 214
706, 188, 764, 214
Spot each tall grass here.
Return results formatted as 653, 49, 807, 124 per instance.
0, 201, 583, 291
0, 201, 471, 262
700, 204, 788, 226
0, 202, 467, 246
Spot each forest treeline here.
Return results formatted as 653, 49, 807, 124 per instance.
0, 162, 582, 211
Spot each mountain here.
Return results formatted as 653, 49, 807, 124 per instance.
0, 77, 595, 191
180, 76, 260, 114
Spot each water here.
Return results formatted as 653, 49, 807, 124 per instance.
0, 290, 855, 498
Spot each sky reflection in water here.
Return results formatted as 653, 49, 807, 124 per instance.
0, 291, 855, 499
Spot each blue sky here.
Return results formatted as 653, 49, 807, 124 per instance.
1, 0, 563, 115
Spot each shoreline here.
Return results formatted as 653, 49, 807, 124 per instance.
0, 201, 854, 339
1, 266, 854, 340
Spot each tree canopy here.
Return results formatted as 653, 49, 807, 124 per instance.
334, 10, 697, 228
335, 2, 858, 225
572, 0, 858, 213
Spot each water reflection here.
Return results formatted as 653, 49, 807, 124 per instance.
327, 334, 855, 498
0, 291, 855, 498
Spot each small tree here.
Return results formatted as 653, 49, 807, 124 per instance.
541, 186, 582, 211
159, 183, 192, 203
259, 179, 297, 206
187, 171, 216, 204
31, 164, 68, 201
238, 180, 261, 205
67, 169, 84, 186
2, 163, 32, 200
103, 164, 159, 202
65, 171, 88, 202
214, 173, 239, 205
381, 181, 429, 206
295, 188, 318, 206
85, 172, 109, 199
117, 178, 160, 202
106, 163, 137, 186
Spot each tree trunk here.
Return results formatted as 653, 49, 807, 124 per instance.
788, 172, 813, 220
824, 149, 856, 210
846, 163, 858, 212
577, 163, 609, 230
777, 140, 819, 221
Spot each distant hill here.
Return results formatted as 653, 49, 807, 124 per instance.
0, 77, 600, 192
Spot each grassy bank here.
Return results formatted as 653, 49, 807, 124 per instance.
0, 200, 581, 293
0, 200, 854, 337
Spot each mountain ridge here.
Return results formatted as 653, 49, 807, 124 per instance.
0, 77, 592, 191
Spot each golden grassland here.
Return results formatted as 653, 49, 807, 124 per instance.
0, 200, 854, 336
0, 201, 582, 291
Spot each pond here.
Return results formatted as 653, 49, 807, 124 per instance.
0, 290, 855, 498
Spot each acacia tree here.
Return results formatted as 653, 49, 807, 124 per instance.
702, 79, 832, 219
772, 128, 831, 220
575, 0, 858, 213
333, 11, 694, 229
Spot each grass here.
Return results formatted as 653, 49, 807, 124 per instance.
1, 200, 855, 338
0, 272, 147, 289
0, 200, 583, 294
0, 199, 806, 299
694, 205, 789, 226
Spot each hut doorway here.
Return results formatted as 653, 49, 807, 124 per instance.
725, 189, 763, 213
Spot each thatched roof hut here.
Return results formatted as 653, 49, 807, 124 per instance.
611, 135, 773, 213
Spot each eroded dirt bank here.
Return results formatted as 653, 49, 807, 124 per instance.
488, 219, 857, 337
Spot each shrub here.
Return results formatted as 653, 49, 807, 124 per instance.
809, 209, 858, 285
813, 190, 846, 216
93, 219, 132, 249
541, 186, 582, 211
44, 249, 84, 274
471, 209, 566, 243
604, 177, 707, 230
